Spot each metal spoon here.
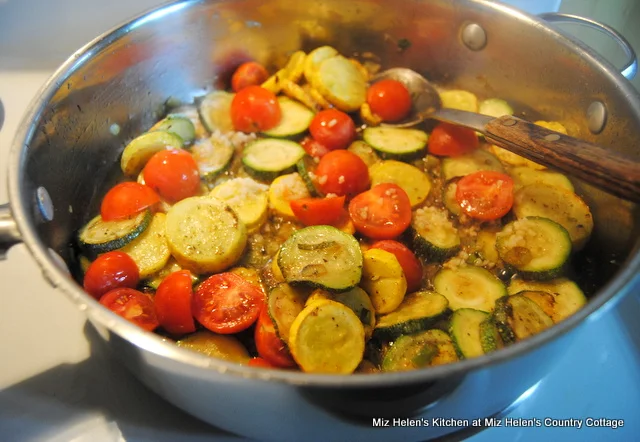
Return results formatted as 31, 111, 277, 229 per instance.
374, 68, 640, 203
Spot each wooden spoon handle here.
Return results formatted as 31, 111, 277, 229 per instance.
485, 115, 640, 202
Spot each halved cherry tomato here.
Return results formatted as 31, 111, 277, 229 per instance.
231, 61, 269, 92
309, 109, 356, 151
155, 270, 196, 335
100, 182, 160, 221
455, 171, 514, 221
248, 357, 276, 368
366, 79, 412, 122
255, 308, 296, 368
349, 183, 412, 240
300, 136, 331, 158
427, 122, 479, 157
315, 150, 370, 198
100, 288, 159, 331
289, 196, 346, 226
371, 240, 423, 292
230, 85, 281, 133
192, 272, 264, 334
83, 251, 140, 300
143, 149, 200, 203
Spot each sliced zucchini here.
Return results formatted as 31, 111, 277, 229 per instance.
508, 166, 574, 193
479, 317, 503, 353
449, 308, 489, 358
516, 290, 557, 319
441, 148, 504, 181
442, 179, 462, 216
168, 106, 208, 139
374, 291, 449, 341
165, 196, 247, 274
210, 177, 269, 233
306, 287, 376, 338
150, 115, 196, 145
243, 139, 306, 181
472, 230, 500, 265
262, 97, 314, 138
119, 213, 171, 278
381, 329, 458, 372
439, 90, 478, 112
314, 55, 367, 112
496, 217, 572, 280
278, 225, 363, 291
304, 46, 339, 85
363, 127, 428, 161
478, 98, 513, 118
296, 156, 324, 197
289, 299, 365, 374
78, 210, 152, 258
120, 131, 184, 176
513, 183, 593, 250
508, 278, 587, 323
347, 141, 380, 167
360, 249, 407, 314
411, 206, 460, 261
268, 172, 311, 218
176, 331, 250, 363
267, 283, 309, 343
369, 160, 432, 207
433, 265, 507, 311
198, 90, 235, 134
493, 295, 554, 342
190, 136, 234, 181
490, 145, 544, 170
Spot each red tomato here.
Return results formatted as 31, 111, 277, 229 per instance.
300, 136, 331, 158
143, 149, 200, 203
371, 240, 423, 292
155, 270, 196, 335
83, 251, 139, 300
315, 150, 370, 198
255, 308, 296, 368
192, 272, 264, 334
248, 357, 276, 368
349, 183, 412, 239
456, 171, 515, 221
100, 288, 159, 331
366, 79, 412, 122
428, 122, 479, 157
230, 86, 281, 133
231, 61, 269, 92
289, 196, 346, 226
309, 109, 356, 150
100, 182, 160, 221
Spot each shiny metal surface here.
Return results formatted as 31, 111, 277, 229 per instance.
540, 12, 638, 80
0, 204, 21, 260
587, 100, 607, 134
1, 0, 640, 437
461, 23, 487, 51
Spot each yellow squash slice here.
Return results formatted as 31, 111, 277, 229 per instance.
313, 55, 367, 112
360, 249, 407, 314
268, 173, 311, 218
120, 213, 171, 278
210, 177, 269, 233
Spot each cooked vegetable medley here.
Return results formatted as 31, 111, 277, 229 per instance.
76, 46, 592, 374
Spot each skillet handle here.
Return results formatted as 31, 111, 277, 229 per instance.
0, 203, 22, 260
484, 116, 640, 203
539, 12, 638, 80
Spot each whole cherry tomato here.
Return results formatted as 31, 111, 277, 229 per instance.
315, 150, 370, 198
143, 149, 200, 203
100, 182, 159, 221
230, 86, 281, 133
309, 109, 356, 150
366, 79, 412, 122
83, 251, 139, 300
231, 61, 269, 92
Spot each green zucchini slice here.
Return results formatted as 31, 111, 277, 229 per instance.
190, 136, 235, 182
278, 225, 363, 291
78, 210, 152, 258
433, 265, 507, 311
478, 98, 513, 118
296, 155, 324, 197
441, 148, 504, 181
120, 131, 184, 176
262, 97, 314, 138
374, 291, 449, 341
449, 308, 490, 358
198, 90, 235, 133
411, 206, 460, 261
381, 329, 458, 372
151, 116, 196, 145
363, 127, 428, 161
508, 166, 574, 193
493, 295, 554, 343
442, 179, 462, 216
508, 278, 587, 323
243, 139, 306, 181
496, 217, 572, 281
479, 317, 503, 353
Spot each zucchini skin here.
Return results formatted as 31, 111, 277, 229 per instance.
449, 308, 490, 359
296, 156, 324, 197
410, 227, 460, 262
78, 210, 152, 259
492, 297, 517, 344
